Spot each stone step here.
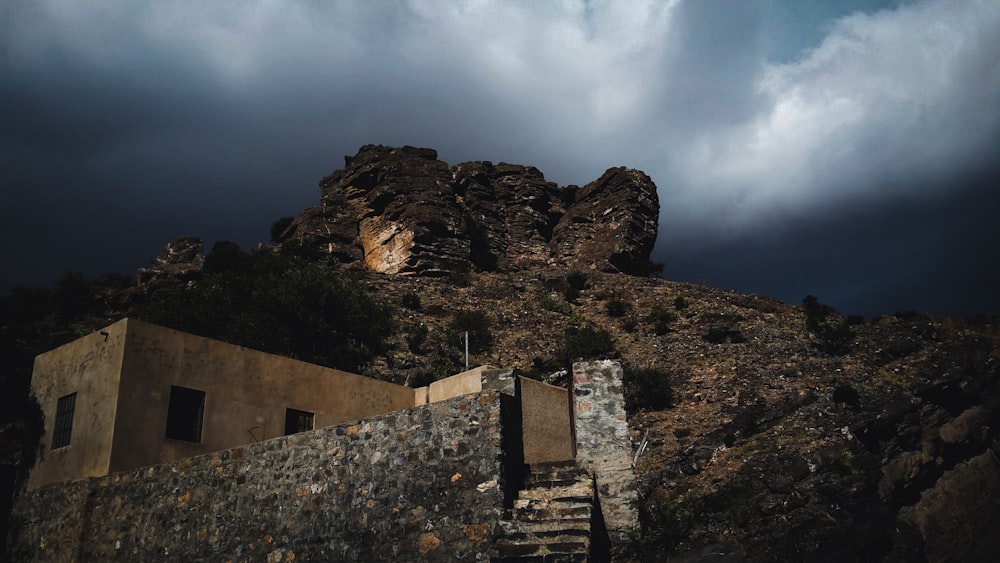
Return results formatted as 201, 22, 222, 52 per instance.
495, 462, 594, 561
495, 533, 591, 552
525, 464, 591, 486
499, 518, 591, 535
517, 482, 594, 504
495, 538, 590, 561
508, 504, 591, 522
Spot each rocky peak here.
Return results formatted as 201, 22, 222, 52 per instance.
283, 145, 660, 276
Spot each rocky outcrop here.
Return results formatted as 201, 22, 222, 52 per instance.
281, 145, 659, 276
453, 161, 565, 272
136, 237, 204, 290
552, 167, 660, 275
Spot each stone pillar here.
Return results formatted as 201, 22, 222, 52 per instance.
572, 360, 639, 545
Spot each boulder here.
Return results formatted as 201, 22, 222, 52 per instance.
552, 167, 660, 275
898, 447, 1000, 562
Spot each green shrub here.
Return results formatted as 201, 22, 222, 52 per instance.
203, 240, 253, 274
446, 310, 493, 354
605, 299, 629, 317
539, 295, 572, 315
832, 384, 861, 406
139, 248, 394, 372
564, 271, 588, 303
401, 291, 422, 310
729, 403, 766, 438
560, 326, 616, 367
624, 367, 674, 411
673, 296, 688, 310
645, 305, 677, 336
405, 323, 428, 354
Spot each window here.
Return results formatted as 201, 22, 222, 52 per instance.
284, 408, 314, 435
52, 392, 77, 449
165, 386, 205, 442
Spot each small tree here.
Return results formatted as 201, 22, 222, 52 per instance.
446, 310, 493, 355
605, 299, 629, 317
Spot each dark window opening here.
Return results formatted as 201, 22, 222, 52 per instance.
285, 408, 314, 435
165, 386, 205, 442
52, 392, 77, 449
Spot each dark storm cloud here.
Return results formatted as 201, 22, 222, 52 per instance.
1, 0, 998, 316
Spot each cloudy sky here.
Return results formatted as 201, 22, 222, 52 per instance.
2, 0, 998, 317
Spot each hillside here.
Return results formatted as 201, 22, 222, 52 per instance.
360, 268, 1000, 561
3, 144, 998, 560
4, 258, 999, 562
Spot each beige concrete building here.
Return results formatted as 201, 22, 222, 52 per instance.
29, 318, 576, 490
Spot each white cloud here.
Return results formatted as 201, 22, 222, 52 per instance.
674, 0, 1000, 232
4, 0, 998, 242
400, 0, 680, 128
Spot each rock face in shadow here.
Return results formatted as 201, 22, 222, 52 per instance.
282, 145, 660, 276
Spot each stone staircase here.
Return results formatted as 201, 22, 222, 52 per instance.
494, 462, 597, 562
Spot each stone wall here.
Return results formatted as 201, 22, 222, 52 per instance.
9, 393, 508, 562
572, 360, 639, 544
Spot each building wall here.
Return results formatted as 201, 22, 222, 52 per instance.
107, 319, 418, 475
9, 393, 508, 562
27, 321, 129, 489
519, 377, 574, 464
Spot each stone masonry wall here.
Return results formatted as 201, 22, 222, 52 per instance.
572, 360, 639, 545
9, 392, 508, 562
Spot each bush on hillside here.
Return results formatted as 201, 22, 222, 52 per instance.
401, 291, 422, 310
564, 271, 588, 303
605, 299, 629, 317
803, 295, 854, 355
624, 367, 674, 412
446, 310, 493, 355
560, 326, 617, 367
539, 295, 573, 315
646, 305, 677, 336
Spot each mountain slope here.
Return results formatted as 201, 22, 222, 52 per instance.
360, 268, 1000, 561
